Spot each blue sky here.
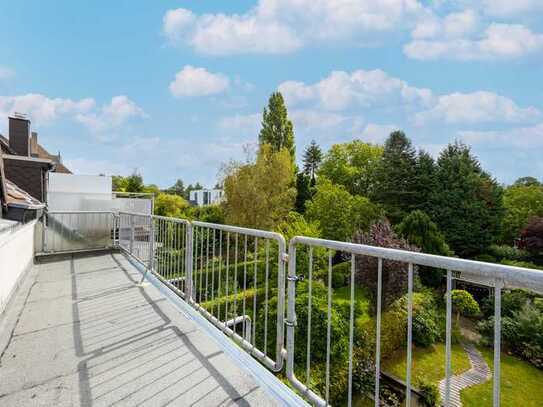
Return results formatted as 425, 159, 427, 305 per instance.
0, 0, 542, 188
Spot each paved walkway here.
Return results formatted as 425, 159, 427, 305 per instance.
0, 252, 279, 406
438, 343, 491, 406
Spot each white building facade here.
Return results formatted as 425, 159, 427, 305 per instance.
189, 189, 223, 206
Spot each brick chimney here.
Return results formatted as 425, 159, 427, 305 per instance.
8, 115, 31, 157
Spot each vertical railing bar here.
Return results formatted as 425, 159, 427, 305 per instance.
445, 269, 452, 406
252, 237, 258, 348
325, 249, 332, 404
306, 246, 314, 388
243, 235, 248, 340
211, 228, 216, 316
233, 233, 239, 335
348, 253, 355, 407
205, 228, 210, 303
218, 230, 223, 321
493, 279, 502, 407
199, 226, 204, 303
374, 258, 383, 407
225, 232, 230, 329
406, 262, 414, 407
264, 240, 270, 355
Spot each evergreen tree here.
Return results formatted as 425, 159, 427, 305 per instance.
295, 172, 312, 213
258, 92, 295, 161
302, 140, 322, 181
412, 150, 437, 214
372, 131, 418, 223
167, 179, 185, 197
430, 142, 504, 257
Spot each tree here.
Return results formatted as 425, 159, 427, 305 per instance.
372, 131, 418, 223
154, 193, 189, 218
167, 179, 186, 197
295, 172, 312, 213
502, 184, 543, 243
112, 175, 128, 191
519, 217, 543, 260
450, 289, 480, 324
318, 140, 383, 196
223, 144, 295, 230
397, 210, 453, 287
412, 151, 437, 215
305, 178, 381, 242
354, 221, 420, 308
430, 142, 504, 257
514, 176, 540, 187
302, 140, 322, 181
125, 171, 144, 193
258, 92, 295, 162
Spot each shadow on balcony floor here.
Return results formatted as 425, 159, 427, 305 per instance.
0, 252, 277, 406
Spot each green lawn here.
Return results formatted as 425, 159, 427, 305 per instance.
382, 343, 471, 384
333, 285, 372, 325
461, 348, 543, 407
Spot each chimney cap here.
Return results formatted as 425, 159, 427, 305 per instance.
9, 112, 30, 121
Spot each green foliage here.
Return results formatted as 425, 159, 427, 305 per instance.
488, 244, 529, 262
372, 131, 421, 223
430, 142, 504, 257
397, 210, 453, 287
501, 184, 543, 243
500, 259, 543, 270
294, 172, 312, 213
306, 178, 381, 242
473, 253, 497, 263
302, 139, 322, 181
317, 140, 383, 196
154, 193, 189, 218
450, 290, 480, 319
416, 377, 441, 407
223, 144, 295, 229
184, 204, 225, 223
165, 179, 186, 197
258, 92, 295, 161
514, 176, 541, 187
112, 171, 145, 192
479, 291, 543, 368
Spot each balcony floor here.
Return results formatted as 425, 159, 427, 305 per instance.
0, 252, 279, 406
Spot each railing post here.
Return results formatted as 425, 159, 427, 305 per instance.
42, 211, 48, 253
129, 214, 134, 254
148, 216, 155, 271
285, 242, 297, 381
185, 223, 193, 300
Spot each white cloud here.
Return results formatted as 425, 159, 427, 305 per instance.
482, 0, 543, 17
458, 123, 543, 148
218, 113, 261, 131
361, 123, 399, 143
290, 109, 347, 129
0, 93, 94, 125
76, 96, 146, 132
411, 9, 478, 40
163, 1, 425, 55
169, 65, 230, 97
0, 66, 14, 81
279, 69, 434, 111
405, 21, 543, 60
414, 91, 540, 125
64, 157, 132, 176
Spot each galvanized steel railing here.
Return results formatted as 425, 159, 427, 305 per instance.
40, 211, 543, 407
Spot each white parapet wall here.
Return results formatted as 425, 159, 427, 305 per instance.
0, 221, 36, 315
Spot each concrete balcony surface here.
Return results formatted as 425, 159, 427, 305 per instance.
0, 252, 282, 406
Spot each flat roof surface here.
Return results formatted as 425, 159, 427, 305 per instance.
0, 252, 279, 406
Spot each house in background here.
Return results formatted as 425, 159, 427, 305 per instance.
0, 114, 70, 203
189, 188, 223, 206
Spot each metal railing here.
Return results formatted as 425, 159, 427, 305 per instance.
39, 211, 543, 407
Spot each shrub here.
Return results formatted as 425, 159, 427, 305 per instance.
519, 217, 543, 261
412, 308, 440, 347
472, 253, 497, 263
450, 290, 480, 323
500, 259, 543, 270
416, 377, 441, 407
488, 244, 529, 261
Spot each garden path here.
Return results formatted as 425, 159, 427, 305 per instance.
438, 343, 491, 406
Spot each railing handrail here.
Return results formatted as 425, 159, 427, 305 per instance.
290, 236, 543, 294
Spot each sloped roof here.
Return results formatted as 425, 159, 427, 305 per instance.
4, 178, 44, 209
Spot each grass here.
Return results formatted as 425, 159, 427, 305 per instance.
333, 285, 372, 324
461, 348, 543, 407
382, 342, 471, 384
